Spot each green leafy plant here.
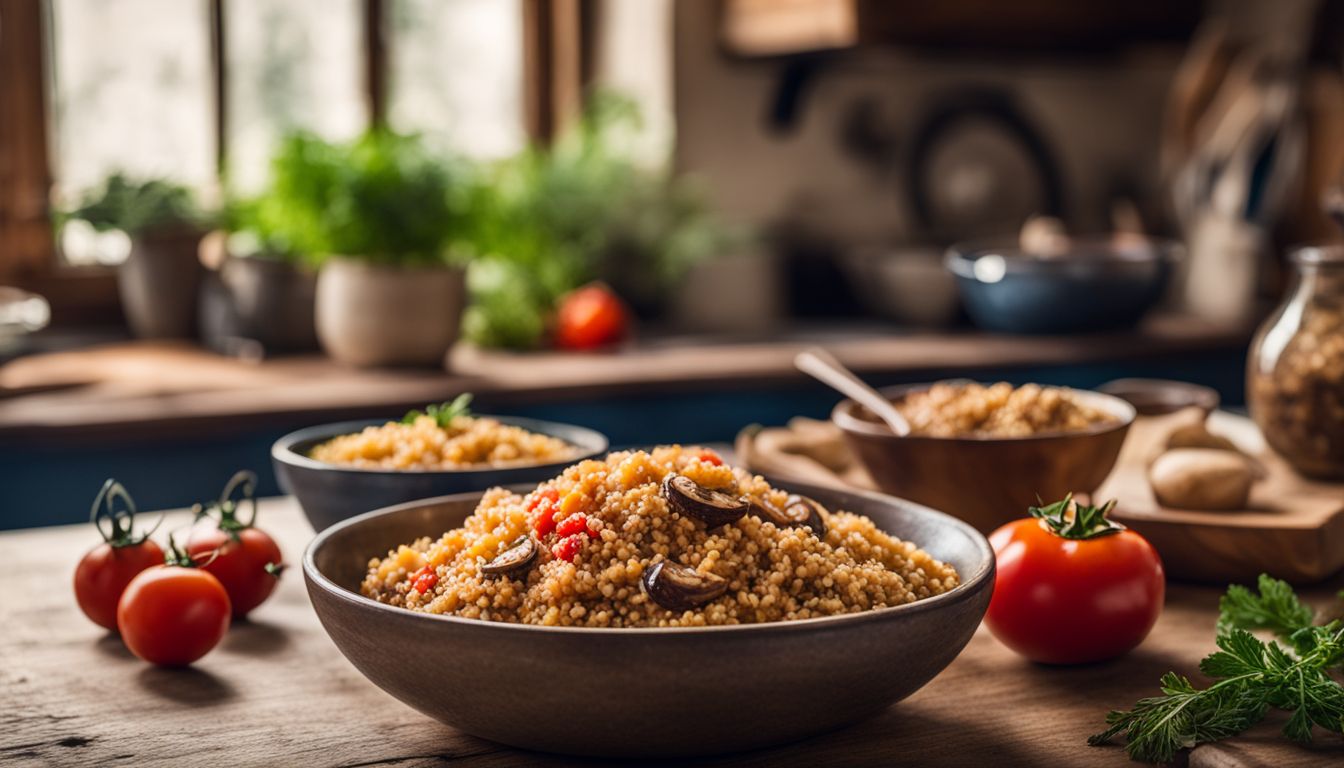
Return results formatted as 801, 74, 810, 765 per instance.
461, 92, 740, 349
1090, 574, 1344, 763
402, 393, 473, 428
239, 130, 468, 267
63, 173, 206, 236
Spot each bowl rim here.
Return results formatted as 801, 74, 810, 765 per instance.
944, 236, 1185, 279
832, 381, 1136, 443
302, 478, 995, 637
272, 415, 610, 476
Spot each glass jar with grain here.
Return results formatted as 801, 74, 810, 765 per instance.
1248, 245, 1344, 479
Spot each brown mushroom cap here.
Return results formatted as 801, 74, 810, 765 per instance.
661, 474, 748, 527
751, 494, 827, 537
480, 536, 538, 577
639, 560, 729, 612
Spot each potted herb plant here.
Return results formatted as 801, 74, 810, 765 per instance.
460, 93, 744, 350
259, 131, 468, 367
63, 174, 209, 339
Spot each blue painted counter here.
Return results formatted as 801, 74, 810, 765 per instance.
0, 347, 1246, 530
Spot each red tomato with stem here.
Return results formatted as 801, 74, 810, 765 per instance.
117, 557, 231, 667
74, 480, 165, 631
985, 495, 1165, 665
187, 471, 283, 618
554, 283, 629, 351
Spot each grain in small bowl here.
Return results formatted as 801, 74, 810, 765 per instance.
834, 381, 1135, 533
274, 400, 607, 531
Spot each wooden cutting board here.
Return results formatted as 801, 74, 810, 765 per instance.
1099, 410, 1344, 585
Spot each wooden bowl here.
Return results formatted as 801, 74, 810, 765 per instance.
273, 417, 607, 531
1097, 378, 1219, 417
303, 481, 994, 758
833, 384, 1135, 533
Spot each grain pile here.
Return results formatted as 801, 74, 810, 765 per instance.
362, 446, 958, 627
896, 381, 1116, 437
310, 415, 574, 470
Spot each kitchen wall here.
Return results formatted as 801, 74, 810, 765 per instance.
671, 2, 1183, 246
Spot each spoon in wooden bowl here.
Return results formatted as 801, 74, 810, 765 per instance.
794, 347, 911, 436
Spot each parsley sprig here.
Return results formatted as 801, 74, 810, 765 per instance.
402, 393, 473, 428
1090, 574, 1344, 763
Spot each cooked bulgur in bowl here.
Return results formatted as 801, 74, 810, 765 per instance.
895, 381, 1119, 438
311, 414, 576, 470
309, 395, 577, 470
360, 445, 959, 627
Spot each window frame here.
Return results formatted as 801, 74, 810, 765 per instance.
0, 0, 591, 326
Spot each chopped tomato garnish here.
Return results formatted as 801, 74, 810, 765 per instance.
551, 534, 586, 562
411, 565, 438, 594
555, 513, 589, 538
697, 450, 723, 466
530, 489, 561, 537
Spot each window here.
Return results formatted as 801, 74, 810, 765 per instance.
224, 0, 366, 192
388, 0, 526, 159
0, 0, 641, 302
49, 0, 215, 199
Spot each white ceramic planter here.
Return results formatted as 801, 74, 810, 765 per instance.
315, 258, 466, 368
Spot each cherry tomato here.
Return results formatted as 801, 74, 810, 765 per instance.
187, 471, 282, 618
74, 480, 165, 631
117, 564, 231, 666
187, 526, 282, 618
554, 283, 629, 350
985, 496, 1165, 665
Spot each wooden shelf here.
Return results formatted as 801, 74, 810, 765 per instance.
0, 314, 1250, 445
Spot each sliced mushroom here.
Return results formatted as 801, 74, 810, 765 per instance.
481, 536, 538, 577
639, 560, 728, 611
661, 474, 748, 526
750, 494, 827, 537
783, 494, 828, 537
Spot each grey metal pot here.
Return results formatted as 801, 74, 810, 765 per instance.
219, 254, 319, 352
119, 228, 205, 338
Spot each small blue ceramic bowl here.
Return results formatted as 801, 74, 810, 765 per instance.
273, 417, 608, 532
946, 237, 1181, 334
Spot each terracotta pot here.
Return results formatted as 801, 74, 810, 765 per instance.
315, 258, 465, 368
219, 254, 319, 352
119, 228, 205, 338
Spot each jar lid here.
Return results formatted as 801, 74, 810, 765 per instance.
1291, 245, 1344, 265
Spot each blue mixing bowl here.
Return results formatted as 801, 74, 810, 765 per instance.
946, 238, 1181, 334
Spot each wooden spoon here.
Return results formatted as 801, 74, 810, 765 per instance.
794, 347, 911, 436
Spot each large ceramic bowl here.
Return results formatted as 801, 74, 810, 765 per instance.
834, 383, 1135, 533
303, 481, 994, 758
273, 416, 607, 531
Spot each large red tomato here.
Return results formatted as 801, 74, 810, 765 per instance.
985, 496, 1165, 665
74, 479, 165, 631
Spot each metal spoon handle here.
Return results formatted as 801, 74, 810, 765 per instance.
795, 348, 911, 436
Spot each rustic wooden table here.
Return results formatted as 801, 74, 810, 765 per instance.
4, 499, 1341, 768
